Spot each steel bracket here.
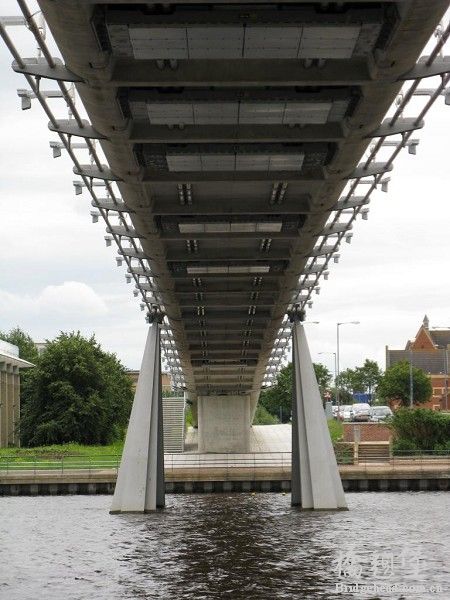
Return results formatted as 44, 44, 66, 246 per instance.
349, 162, 393, 179
49, 119, 106, 140
73, 165, 121, 181
399, 56, 450, 81
12, 58, 83, 82
367, 117, 424, 138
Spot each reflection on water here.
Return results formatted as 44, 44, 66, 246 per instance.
0, 492, 448, 599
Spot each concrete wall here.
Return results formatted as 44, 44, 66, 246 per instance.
343, 423, 392, 443
197, 395, 251, 453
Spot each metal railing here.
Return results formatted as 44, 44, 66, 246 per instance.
0, 455, 121, 474
1, 450, 449, 476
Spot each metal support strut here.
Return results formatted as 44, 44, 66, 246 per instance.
110, 312, 165, 513
290, 309, 347, 510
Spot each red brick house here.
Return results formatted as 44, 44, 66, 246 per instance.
385, 316, 449, 411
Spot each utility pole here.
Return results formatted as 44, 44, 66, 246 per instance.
336, 321, 360, 414
409, 346, 414, 408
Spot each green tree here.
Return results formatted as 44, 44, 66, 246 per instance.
0, 326, 39, 364
377, 361, 432, 407
259, 363, 292, 422
336, 368, 357, 395
20, 332, 133, 446
329, 386, 354, 405
259, 362, 331, 421
353, 359, 383, 401
313, 363, 332, 397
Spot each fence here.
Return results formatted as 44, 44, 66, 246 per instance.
1, 450, 449, 476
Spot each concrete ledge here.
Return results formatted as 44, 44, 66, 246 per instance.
0, 477, 449, 496
0, 461, 449, 496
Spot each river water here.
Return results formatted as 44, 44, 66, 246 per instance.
0, 492, 448, 600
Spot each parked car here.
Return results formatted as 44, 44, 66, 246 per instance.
337, 405, 353, 421
369, 406, 393, 422
352, 403, 371, 422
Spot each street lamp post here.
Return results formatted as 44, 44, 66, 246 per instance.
445, 347, 448, 411
409, 346, 414, 408
318, 350, 337, 389
336, 321, 360, 412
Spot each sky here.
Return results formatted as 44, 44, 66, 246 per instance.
1, 3, 450, 374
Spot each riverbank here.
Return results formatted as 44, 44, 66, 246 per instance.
1, 454, 449, 495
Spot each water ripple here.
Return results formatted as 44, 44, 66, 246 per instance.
0, 492, 448, 599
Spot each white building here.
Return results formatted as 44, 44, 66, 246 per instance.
0, 339, 34, 447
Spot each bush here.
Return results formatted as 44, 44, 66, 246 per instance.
328, 418, 343, 443
392, 438, 419, 456
334, 443, 354, 464
433, 440, 450, 454
185, 404, 195, 429
253, 404, 279, 425
390, 408, 450, 453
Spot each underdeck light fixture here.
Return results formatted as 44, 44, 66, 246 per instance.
125, 274, 132, 284
116, 257, 123, 267
381, 177, 390, 193
333, 254, 340, 264
345, 233, 353, 244
17, 87, 68, 111
51, 144, 61, 158
90, 210, 99, 223
104, 235, 113, 247
17, 91, 30, 110
50, 140, 88, 159
408, 141, 419, 155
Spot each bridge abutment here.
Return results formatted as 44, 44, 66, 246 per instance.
291, 320, 347, 510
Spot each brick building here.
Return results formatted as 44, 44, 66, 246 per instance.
127, 369, 173, 394
386, 315, 449, 410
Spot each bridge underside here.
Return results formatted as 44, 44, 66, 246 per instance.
39, 0, 447, 409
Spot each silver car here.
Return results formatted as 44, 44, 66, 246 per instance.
352, 403, 371, 422
369, 406, 393, 422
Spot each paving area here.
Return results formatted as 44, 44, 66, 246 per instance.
185, 424, 291, 454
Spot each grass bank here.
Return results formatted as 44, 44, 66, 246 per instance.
0, 441, 123, 459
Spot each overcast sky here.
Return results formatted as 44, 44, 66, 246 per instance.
1, 3, 450, 374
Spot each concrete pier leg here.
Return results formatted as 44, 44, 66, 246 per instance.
291, 319, 347, 510
110, 322, 164, 513
198, 395, 251, 453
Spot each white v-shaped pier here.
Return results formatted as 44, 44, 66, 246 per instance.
110, 321, 165, 513
291, 318, 347, 510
